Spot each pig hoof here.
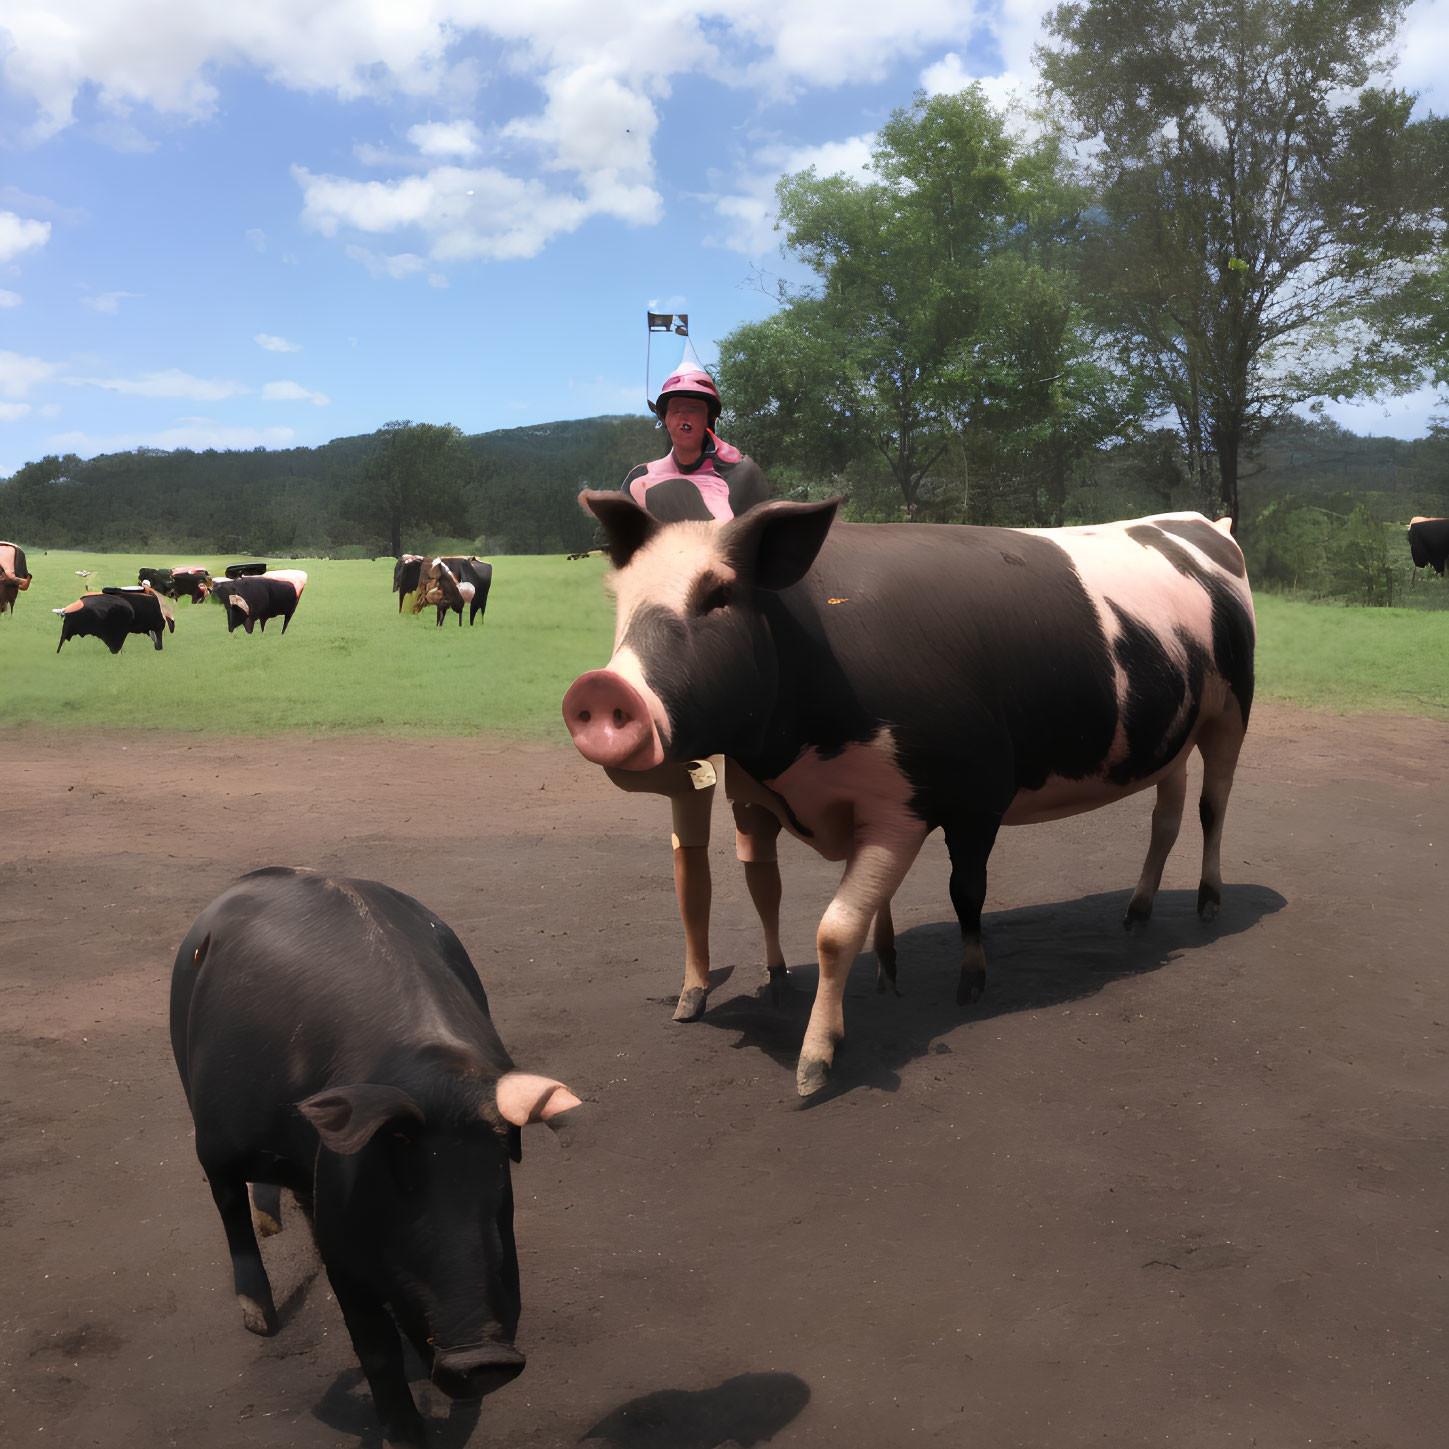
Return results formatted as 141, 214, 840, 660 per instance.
956, 968, 985, 1006
796, 1056, 831, 1097
672, 986, 708, 1022
1197, 883, 1221, 920
767, 965, 789, 1003
238, 1295, 277, 1336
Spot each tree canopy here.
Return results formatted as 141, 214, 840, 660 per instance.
1038, 0, 1448, 530
353, 420, 475, 558
716, 88, 1140, 523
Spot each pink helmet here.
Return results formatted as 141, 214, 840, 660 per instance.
651, 364, 721, 424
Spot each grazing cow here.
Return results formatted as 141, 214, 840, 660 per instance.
54, 584, 175, 653
414, 556, 467, 626
170, 565, 213, 602
212, 570, 307, 634
395, 554, 493, 625
393, 553, 427, 610
137, 566, 176, 595
224, 560, 269, 578
564, 496, 1257, 1096
1408, 517, 1449, 576
454, 557, 493, 625
170, 867, 580, 1448
1, 541, 31, 616
414, 556, 489, 627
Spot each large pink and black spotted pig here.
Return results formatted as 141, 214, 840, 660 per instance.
563, 495, 1256, 1097
171, 867, 581, 1447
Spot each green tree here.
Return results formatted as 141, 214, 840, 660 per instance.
354, 420, 474, 557
1039, 0, 1448, 533
718, 88, 1134, 521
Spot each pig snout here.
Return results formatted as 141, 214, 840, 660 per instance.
562, 670, 664, 770
430, 1338, 526, 1398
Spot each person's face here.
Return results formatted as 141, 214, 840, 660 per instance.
665, 396, 710, 460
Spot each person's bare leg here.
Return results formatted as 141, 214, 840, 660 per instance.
673, 843, 712, 1022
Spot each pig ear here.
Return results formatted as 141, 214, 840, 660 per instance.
298, 1085, 424, 1155
723, 497, 841, 591
579, 490, 660, 569
494, 1072, 583, 1129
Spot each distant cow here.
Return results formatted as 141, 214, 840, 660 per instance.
170, 867, 580, 1447
1408, 517, 1449, 576
395, 553, 492, 625
54, 584, 175, 653
212, 570, 307, 635
138, 567, 176, 595
224, 561, 269, 579
1, 541, 32, 616
171, 565, 213, 603
414, 556, 470, 626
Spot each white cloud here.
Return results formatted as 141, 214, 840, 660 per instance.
305, 166, 594, 264
81, 290, 143, 314
0, 210, 50, 264
0, 350, 62, 397
408, 119, 483, 158
255, 332, 301, 352
76, 368, 248, 400
47, 420, 299, 455
344, 243, 430, 279
1, 402, 33, 422
0, 290, 21, 308
245, 227, 269, 251
1392, 1, 1449, 114
707, 133, 876, 256
262, 380, 330, 405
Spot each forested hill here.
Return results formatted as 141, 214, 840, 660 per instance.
1, 412, 1445, 565
0, 413, 660, 558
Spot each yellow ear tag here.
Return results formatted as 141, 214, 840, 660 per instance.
685, 759, 718, 790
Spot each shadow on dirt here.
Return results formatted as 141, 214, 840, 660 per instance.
701, 884, 1286, 1100
581, 1370, 811, 1447
312, 1363, 483, 1449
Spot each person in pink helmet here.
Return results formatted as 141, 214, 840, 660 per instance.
605, 362, 787, 1022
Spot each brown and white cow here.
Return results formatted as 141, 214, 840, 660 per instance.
413, 556, 472, 627
563, 497, 1257, 1096
1, 541, 31, 616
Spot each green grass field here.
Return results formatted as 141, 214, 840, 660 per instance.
2, 550, 616, 739
4, 551, 1447, 736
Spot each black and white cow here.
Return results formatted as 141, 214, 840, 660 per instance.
54, 584, 175, 653
170, 565, 214, 602
564, 496, 1257, 1096
1, 541, 31, 616
212, 570, 307, 634
1408, 517, 1449, 576
170, 867, 580, 1448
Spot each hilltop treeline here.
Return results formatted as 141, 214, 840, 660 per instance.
0, 415, 659, 560
2, 411, 1446, 605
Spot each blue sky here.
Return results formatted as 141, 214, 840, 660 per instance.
2, 0, 1446, 480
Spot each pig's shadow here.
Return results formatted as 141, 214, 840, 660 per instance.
311, 1357, 480, 1448
701, 884, 1285, 1101
581, 1370, 811, 1448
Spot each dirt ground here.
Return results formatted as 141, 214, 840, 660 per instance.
1, 703, 1445, 1449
